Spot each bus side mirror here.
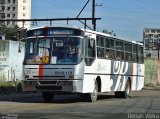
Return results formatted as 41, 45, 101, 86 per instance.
89, 38, 95, 48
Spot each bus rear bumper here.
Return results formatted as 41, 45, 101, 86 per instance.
21, 80, 83, 93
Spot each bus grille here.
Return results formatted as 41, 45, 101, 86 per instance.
39, 81, 57, 85
35, 86, 62, 91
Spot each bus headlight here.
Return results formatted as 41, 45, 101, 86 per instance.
69, 75, 74, 79
69, 75, 78, 79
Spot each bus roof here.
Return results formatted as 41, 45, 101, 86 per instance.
84, 29, 143, 46
28, 26, 83, 31
28, 26, 143, 46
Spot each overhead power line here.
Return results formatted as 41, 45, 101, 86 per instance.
0, 17, 101, 30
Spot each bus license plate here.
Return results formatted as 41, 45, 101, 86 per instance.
54, 69, 73, 76
25, 85, 36, 91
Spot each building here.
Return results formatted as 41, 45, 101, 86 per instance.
0, 34, 5, 40
143, 28, 160, 59
0, 40, 25, 81
0, 0, 5, 20
0, 0, 31, 29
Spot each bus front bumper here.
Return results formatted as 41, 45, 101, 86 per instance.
21, 80, 83, 93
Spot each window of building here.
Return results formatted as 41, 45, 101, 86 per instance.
145, 30, 149, 33
23, 6, 26, 10
7, 21, 10, 25
23, 13, 25, 17
7, 7, 10, 11
23, 0, 26, 3
7, 14, 10, 18
1, 15, 5, 19
13, 7, 15, 11
12, 14, 15, 18
151, 30, 155, 33
157, 30, 160, 33
8, 0, 11, 3
12, 21, 15, 25
13, 0, 16, 4
2, 6, 5, 11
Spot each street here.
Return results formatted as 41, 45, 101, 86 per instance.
0, 87, 160, 119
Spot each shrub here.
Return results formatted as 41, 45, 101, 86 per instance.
0, 81, 22, 95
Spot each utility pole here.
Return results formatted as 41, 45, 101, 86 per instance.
92, 0, 96, 31
92, 0, 102, 31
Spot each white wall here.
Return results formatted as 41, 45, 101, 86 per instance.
0, 40, 25, 81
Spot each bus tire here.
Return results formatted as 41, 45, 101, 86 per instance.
122, 80, 131, 98
42, 92, 54, 102
87, 80, 98, 102
115, 91, 122, 98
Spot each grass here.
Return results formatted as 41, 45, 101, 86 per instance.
0, 81, 16, 87
0, 81, 22, 95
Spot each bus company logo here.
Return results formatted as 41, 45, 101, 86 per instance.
112, 61, 128, 75
111, 61, 129, 90
97, 62, 106, 72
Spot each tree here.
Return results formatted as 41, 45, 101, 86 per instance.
0, 24, 26, 41
102, 29, 116, 36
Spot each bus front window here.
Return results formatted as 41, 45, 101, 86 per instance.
24, 37, 83, 65
25, 38, 51, 64
51, 37, 83, 64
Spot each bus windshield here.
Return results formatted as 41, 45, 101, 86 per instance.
24, 37, 83, 65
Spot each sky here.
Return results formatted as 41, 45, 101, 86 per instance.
32, 0, 160, 41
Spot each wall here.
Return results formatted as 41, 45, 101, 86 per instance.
144, 58, 160, 85
0, 40, 25, 81
0, 40, 9, 81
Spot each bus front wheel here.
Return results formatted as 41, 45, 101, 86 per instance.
87, 81, 98, 102
42, 92, 54, 102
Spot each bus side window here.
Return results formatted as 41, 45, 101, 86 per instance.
85, 37, 95, 66
110, 50, 115, 59
105, 49, 110, 59
138, 45, 144, 63
133, 45, 138, 62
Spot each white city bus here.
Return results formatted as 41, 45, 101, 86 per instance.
22, 26, 144, 102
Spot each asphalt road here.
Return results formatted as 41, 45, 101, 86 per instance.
0, 87, 160, 119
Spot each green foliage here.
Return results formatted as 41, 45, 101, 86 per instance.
103, 29, 116, 36
0, 24, 26, 41
0, 81, 16, 87
0, 0, 5, 4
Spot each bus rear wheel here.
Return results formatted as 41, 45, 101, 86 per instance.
115, 91, 122, 98
87, 81, 98, 102
42, 92, 54, 102
122, 80, 131, 98
115, 80, 131, 98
